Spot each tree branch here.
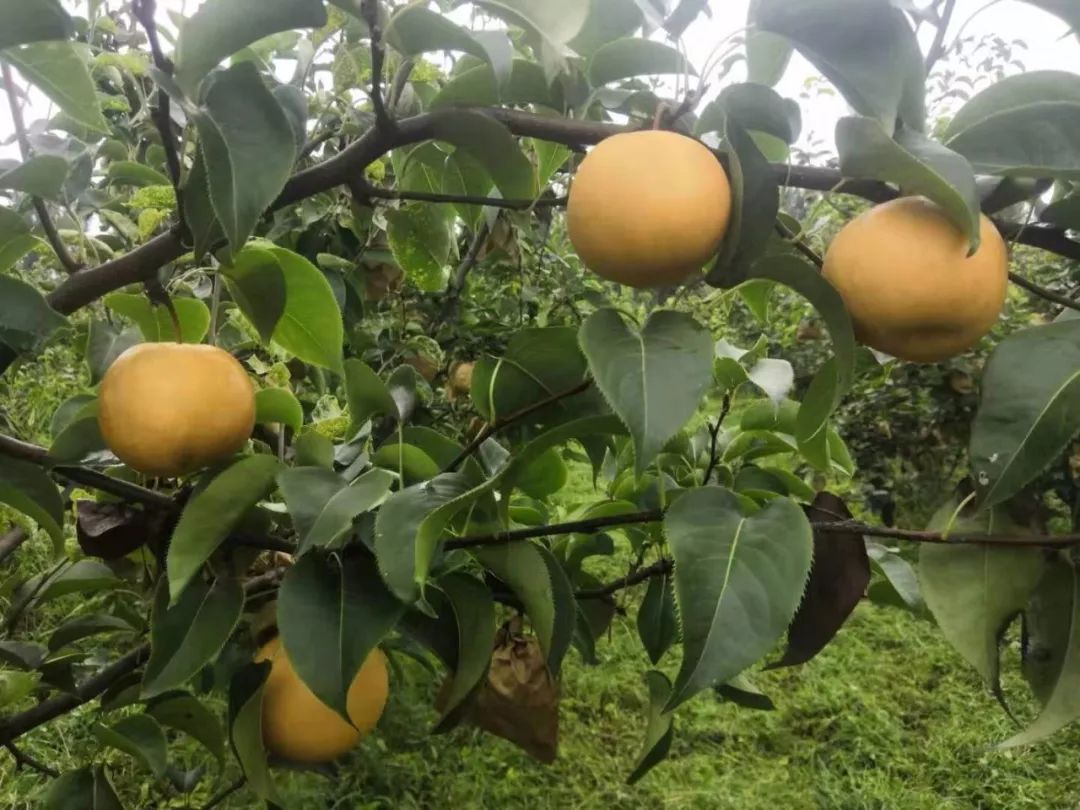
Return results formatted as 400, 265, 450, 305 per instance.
32, 108, 1080, 327
131, 0, 186, 232
202, 776, 246, 809
925, 0, 958, 71
4, 741, 60, 777
1, 63, 82, 274
360, 0, 394, 133
575, 558, 673, 600
0, 527, 28, 566
441, 223, 490, 323
701, 394, 731, 486
444, 378, 592, 473
364, 185, 567, 210
1007, 270, 1080, 312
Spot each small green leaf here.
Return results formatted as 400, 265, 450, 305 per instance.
0, 154, 68, 198
0, 0, 72, 50
837, 117, 980, 251
43, 767, 123, 810
146, 692, 226, 767
254, 388, 303, 432
142, 576, 244, 698
0, 207, 42, 271
293, 430, 334, 468
104, 293, 210, 344
2, 41, 108, 133
588, 38, 692, 86
182, 149, 224, 262
637, 573, 677, 665
970, 321, 1080, 508
664, 487, 813, 711
22, 559, 119, 605
627, 671, 676, 784
431, 59, 559, 109
580, 309, 713, 475
430, 109, 537, 199
228, 661, 279, 804
0, 275, 67, 353
174, 0, 327, 95
48, 614, 133, 653
472, 0, 588, 56
86, 320, 140, 385
344, 359, 397, 435
221, 245, 287, 344
696, 83, 801, 144
277, 550, 404, 721
166, 455, 281, 601
92, 715, 168, 776
433, 572, 495, 729
386, 5, 509, 86
0, 670, 39, 710
0, 457, 64, 546
386, 203, 453, 293
279, 467, 394, 553
193, 62, 297, 252
105, 161, 171, 187
265, 245, 344, 371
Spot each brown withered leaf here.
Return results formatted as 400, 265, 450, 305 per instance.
443, 618, 559, 763
76, 500, 168, 560
768, 491, 870, 669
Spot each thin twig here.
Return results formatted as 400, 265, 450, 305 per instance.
365, 185, 567, 210
701, 395, 731, 486
925, 0, 958, 71
1, 63, 82, 274
1007, 271, 1080, 313
202, 775, 246, 809
442, 223, 490, 322
774, 219, 824, 269
361, 0, 394, 133
445, 507, 664, 551
298, 129, 338, 162
444, 379, 592, 473
0, 528, 28, 566
4, 742, 60, 777
575, 558, 673, 600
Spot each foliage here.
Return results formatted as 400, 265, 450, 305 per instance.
0, 0, 1079, 805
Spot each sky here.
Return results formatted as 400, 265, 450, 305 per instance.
0, 0, 1076, 162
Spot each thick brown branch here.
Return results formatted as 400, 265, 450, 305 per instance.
444, 379, 592, 473
1, 63, 82, 274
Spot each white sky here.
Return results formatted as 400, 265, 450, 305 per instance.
0, 1, 1076, 163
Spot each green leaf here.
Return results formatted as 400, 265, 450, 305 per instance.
866, 542, 925, 613
182, 149, 224, 262
344, 359, 397, 435
587, 38, 691, 86
749, 256, 856, 468
753, 0, 925, 133
627, 671, 676, 784
970, 321, 1080, 508
221, 245, 287, 344
104, 293, 210, 344
664, 487, 813, 710
0, 670, 39, 710
1022, 557, 1073, 707
0, 275, 67, 353
193, 62, 297, 252
277, 550, 404, 721
472, 0, 589, 53
105, 161, 171, 187
1, 41, 108, 133
919, 499, 1044, 700
49, 401, 104, 464
0, 457, 64, 546
386, 203, 453, 292
86, 320, 140, 385
579, 309, 713, 475
430, 109, 537, 199
43, 767, 123, 810
471, 326, 592, 424
264, 245, 344, 371
431, 59, 560, 109
569, 0, 643, 56
374, 471, 480, 602
0, 0, 72, 50
174, 0, 327, 95
166, 455, 281, 601
282, 467, 394, 553
637, 572, 677, 665
513, 447, 568, 499
254, 388, 303, 433
142, 576, 244, 699
837, 117, 980, 251
386, 5, 509, 87
746, 0, 792, 87
92, 715, 167, 776
24, 559, 119, 605
0, 154, 68, 198
706, 117, 778, 287
696, 83, 801, 144
1001, 561, 1080, 748
48, 614, 132, 653
146, 692, 226, 767
433, 572, 495, 729
943, 71, 1080, 179
0, 207, 43, 271
227, 661, 279, 804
